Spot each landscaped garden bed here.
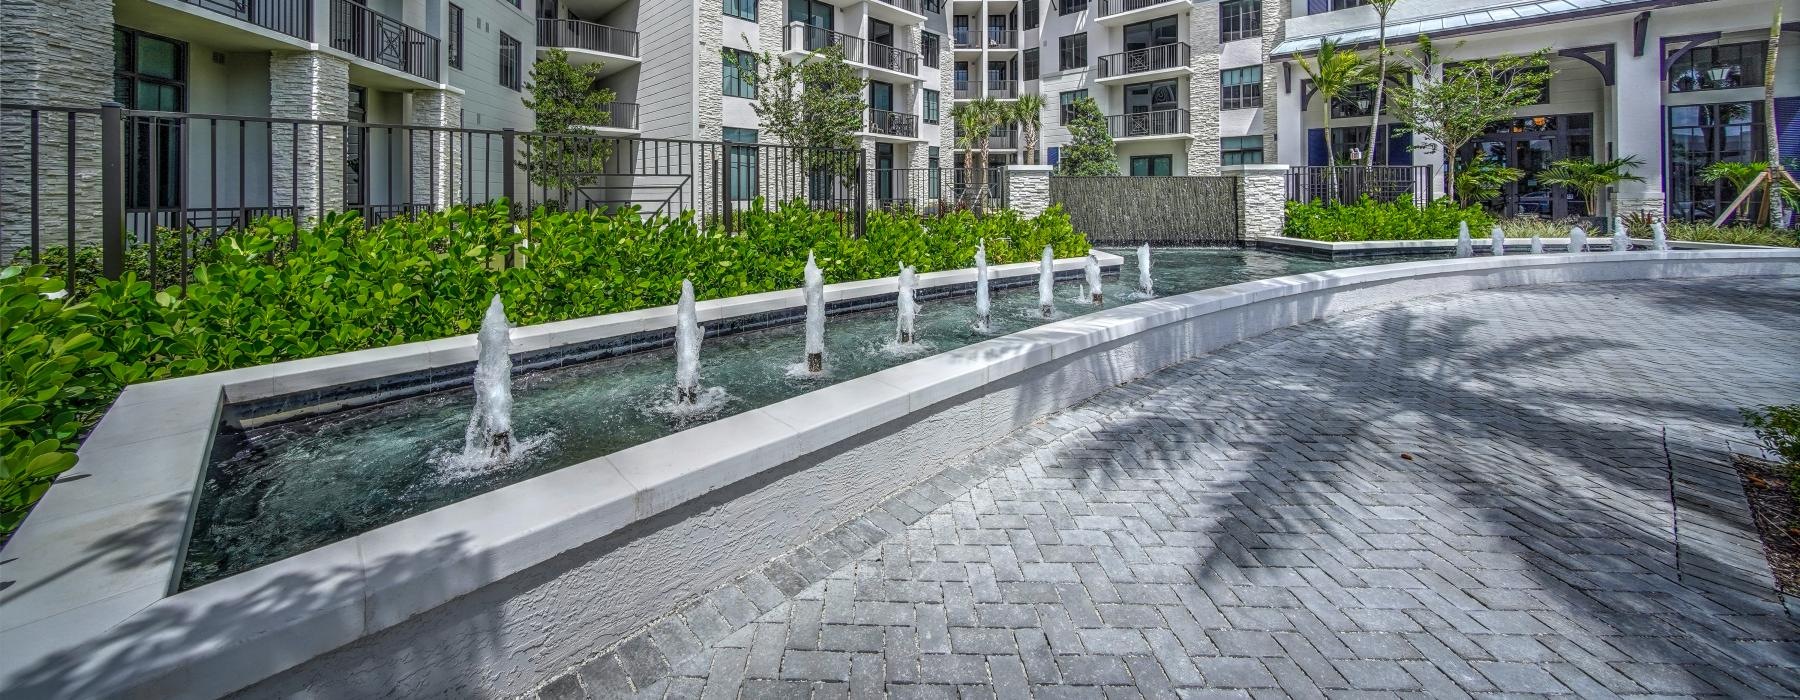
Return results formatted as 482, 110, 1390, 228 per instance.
1281, 197, 1798, 247
1738, 405, 1800, 597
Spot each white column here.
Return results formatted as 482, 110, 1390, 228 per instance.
1610, 44, 1665, 217
270, 51, 350, 220
1222, 164, 1289, 239
1007, 165, 1053, 218
1274, 61, 1307, 166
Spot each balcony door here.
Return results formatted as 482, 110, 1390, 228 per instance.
868, 18, 895, 47
1122, 79, 1178, 136
875, 143, 896, 202
1122, 16, 1177, 52
114, 27, 186, 212
789, 0, 834, 50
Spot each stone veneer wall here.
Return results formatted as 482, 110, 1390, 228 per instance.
1185, 3, 1222, 176
1007, 166, 1052, 218
270, 51, 350, 220
409, 90, 465, 207
0, 0, 113, 258
1259, 0, 1286, 161
1229, 165, 1288, 238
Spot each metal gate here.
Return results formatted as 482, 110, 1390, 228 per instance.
1048, 176, 1240, 245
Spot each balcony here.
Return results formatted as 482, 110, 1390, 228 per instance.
867, 109, 919, 138
1106, 109, 1189, 139
987, 79, 1018, 99
1097, 43, 1190, 81
954, 80, 980, 99
174, 0, 312, 41
785, 24, 865, 63
537, 18, 640, 58
986, 128, 1017, 149
596, 102, 639, 130
867, 0, 925, 19
1097, 0, 1189, 24
985, 29, 1018, 50
329, 0, 439, 81
866, 42, 921, 75
953, 27, 978, 49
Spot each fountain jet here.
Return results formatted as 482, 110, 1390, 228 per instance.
1489, 225, 1506, 257
674, 280, 704, 404
464, 294, 514, 460
896, 265, 918, 344
1038, 245, 1055, 318
974, 240, 991, 332
1652, 219, 1670, 251
803, 252, 825, 373
1454, 221, 1473, 258
1085, 254, 1103, 304
1568, 225, 1587, 253
1612, 216, 1631, 253
1137, 244, 1153, 297
1530, 235, 1545, 255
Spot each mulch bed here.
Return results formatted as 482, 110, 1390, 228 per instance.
1733, 454, 1800, 597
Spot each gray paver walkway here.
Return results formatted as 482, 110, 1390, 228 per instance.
535, 276, 1800, 700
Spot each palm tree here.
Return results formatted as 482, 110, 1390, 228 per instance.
1699, 161, 1800, 219
1012, 94, 1048, 165
951, 99, 1006, 209
1362, 0, 1402, 167
1537, 156, 1646, 217
1296, 38, 1371, 166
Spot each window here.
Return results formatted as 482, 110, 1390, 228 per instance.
1024, 0, 1039, 29
1061, 0, 1087, 16
1059, 89, 1088, 124
114, 26, 186, 210
928, 146, 941, 198
1023, 48, 1039, 81
448, 4, 464, 69
499, 33, 522, 90
924, 89, 940, 124
725, 0, 756, 20
1058, 33, 1087, 71
922, 32, 940, 67
724, 48, 757, 98
1130, 155, 1172, 176
1668, 102, 1764, 220
724, 128, 759, 201
1327, 83, 1376, 118
1328, 0, 1365, 9
1221, 66, 1261, 110
1668, 42, 1766, 93
1220, 1, 1260, 42
1222, 136, 1264, 165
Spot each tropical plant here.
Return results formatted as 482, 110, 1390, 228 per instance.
1700, 161, 1800, 218
1387, 36, 1554, 203
1059, 97, 1116, 176
521, 49, 618, 195
1743, 404, 1800, 504
1012, 94, 1048, 165
1295, 38, 1371, 165
1363, 0, 1403, 167
737, 43, 867, 181
951, 98, 1008, 208
1283, 197, 1495, 241
1536, 156, 1646, 217
1454, 156, 1524, 203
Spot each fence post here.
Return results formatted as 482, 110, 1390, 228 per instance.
1222, 164, 1291, 240
500, 128, 517, 215
854, 150, 867, 237
1004, 165, 1053, 218
716, 146, 730, 231
100, 101, 126, 280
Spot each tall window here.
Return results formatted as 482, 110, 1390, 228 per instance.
1024, 0, 1039, 29
1059, 33, 1087, 71
1668, 42, 1765, 93
725, 0, 756, 20
499, 33, 522, 90
922, 32, 940, 67
1061, 0, 1087, 15
1059, 89, 1088, 124
1668, 102, 1764, 221
1130, 155, 1172, 176
1222, 136, 1264, 165
114, 26, 186, 209
1220, 1, 1261, 42
724, 49, 757, 98
928, 146, 941, 198
1023, 48, 1039, 81
924, 89, 940, 124
448, 4, 464, 69
724, 128, 758, 201
1221, 66, 1262, 110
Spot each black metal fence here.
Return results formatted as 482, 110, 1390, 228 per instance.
1285, 165, 1434, 206
871, 168, 1006, 214
0, 103, 881, 291
1049, 176, 1240, 245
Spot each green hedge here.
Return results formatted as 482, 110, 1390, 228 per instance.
1283, 197, 1496, 242
0, 201, 1089, 534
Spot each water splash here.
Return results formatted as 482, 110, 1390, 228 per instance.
1568, 226, 1587, 253
1612, 216, 1631, 253
803, 252, 825, 373
1652, 219, 1670, 251
896, 264, 918, 345
974, 239, 991, 332
1137, 243, 1153, 297
1038, 245, 1055, 318
674, 279, 704, 404
1489, 225, 1506, 257
1454, 221, 1473, 258
443, 294, 517, 473
1084, 254, 1103, 304
1530, 235, 1545, 254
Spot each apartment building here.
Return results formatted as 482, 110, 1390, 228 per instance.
1267, 0, 1800, 220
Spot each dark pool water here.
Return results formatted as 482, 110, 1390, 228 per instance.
181, 248, 1437, 587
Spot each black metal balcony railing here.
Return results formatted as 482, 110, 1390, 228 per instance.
868, 109, 918, 137
1097, 43, 1190, 78
953, 28, 977, 49
985, 129, 1017, 149
537, 18, 641, 58
595, 102, 639, 130
867, 42, 921, 74
179, 0, 312, 41
987, 79, 1018, 99
954, 80, 980, 99
986, 28, 1018, 49
329, 0, 439, 81
1106, 109, 1188, 138
873, 0, 923, 14
1099, 0, 1179, 16
785, 24, 865, 63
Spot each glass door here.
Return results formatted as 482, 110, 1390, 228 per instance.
346, 86, 367, 207
875, 143, 895, 202
870, 81, 894, 112
789, 0, 834, 49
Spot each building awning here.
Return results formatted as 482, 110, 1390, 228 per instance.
1270, 0, 1677, 57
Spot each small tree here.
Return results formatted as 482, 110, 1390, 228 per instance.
737, 44, 867, 184
1387, 36, 1553, 203
1363, 0, 1402, 167
1296, 38, 1371, 166
521, 49, 617, 197
952, 98, 1007, 208
1060, 97, 1115, 176
1538, 156, 1646, 217
1012, 93, 1048, 165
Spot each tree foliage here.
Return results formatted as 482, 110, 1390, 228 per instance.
1386, 36, 1553, 203
521, 49, 618, 194
1537, 156, 1646, 216
738, 44, 867, 179
1059, 97, 1115, 176
1295, 38, 1371, 165
1011, 94, 1048, 165
1363, 0, 1403, 167
952, 99, 1009, 208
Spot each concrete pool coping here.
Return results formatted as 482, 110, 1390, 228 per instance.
2, 249, 1795, 698
1255, 234, 1785, 259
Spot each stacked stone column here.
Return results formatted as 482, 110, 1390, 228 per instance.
0, 0, 112, 257
1223, 164, 1288, 239
1007, 165, 1053, 218
270, 51, 350, 221
1185, 2, 1223, 176
410, 90, 465, 209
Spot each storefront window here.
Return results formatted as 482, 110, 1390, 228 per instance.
1667, 102, 1764, 221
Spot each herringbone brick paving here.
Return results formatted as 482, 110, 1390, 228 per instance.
534, 277, 1800, 699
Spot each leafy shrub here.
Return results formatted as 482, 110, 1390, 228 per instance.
1497, 217, 1798, 248
0, 201, 1088, 533
1743, 405, 1800, 503
1283, 197, 1495, 242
